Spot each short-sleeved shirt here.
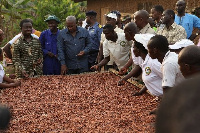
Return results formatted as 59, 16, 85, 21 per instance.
131, 42, 143, 66
161, 51, 184, 87
0, 64, 4, 83
103, 33, 131, 69
141, 54, 163, 96
101, 27, 124, 65
140, 23, 156, 34
156, 22, 187, 44
175, 13, 200, 38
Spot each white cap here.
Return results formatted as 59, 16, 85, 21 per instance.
134, 34, 155, 50
106, 13, 117, 20
169, 39, 194, 50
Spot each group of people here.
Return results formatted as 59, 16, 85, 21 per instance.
0, 0, 200, 130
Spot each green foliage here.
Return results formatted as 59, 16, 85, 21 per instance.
0, 0, 87, 46
32, 0, 87, 31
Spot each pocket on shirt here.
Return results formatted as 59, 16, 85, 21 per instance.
45, 42, 51, 51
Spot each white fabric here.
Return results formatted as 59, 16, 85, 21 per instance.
0, 64, 5, 83
101, 27, 124, 65
169, 39, 194, 50
106, 13, 117, 20
161, 51, 185, 87
134, 34, 155, 50
103, 33, 131, 69
9, 33, 39, 45
131, 42, 143, 66
141, 54, 163, 96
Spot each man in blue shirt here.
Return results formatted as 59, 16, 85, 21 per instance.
175, 0, 200, 40
39, 15, 61, 75
85, 11, 103, 69
57, 16, 92, 75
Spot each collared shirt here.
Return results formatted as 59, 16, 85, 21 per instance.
140, 23, 156, 34
141, 54, 163, 96
157, 22, 187, 44
12, 35, 43, 78
101, 27, 124, 65
103, 33, 132, 69
0, 64, 4, 83
39, 29, 61, 75
175, 13, 200, 38
161, 51, 184, 87
88, 22, 103, 51
57, 26, 92, 70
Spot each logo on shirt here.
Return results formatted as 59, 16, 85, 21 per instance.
145, 67, 151, 75
120, 41, 126, 47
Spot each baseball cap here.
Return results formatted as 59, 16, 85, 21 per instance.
134, 34, 155, 50
45, 15, 60, 23
169, 39, 194, 50
106, 13, 117, 20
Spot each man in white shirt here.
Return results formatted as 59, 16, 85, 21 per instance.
147, 35, 184, 94
91, 24, 131, 70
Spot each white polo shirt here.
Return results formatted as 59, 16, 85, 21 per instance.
141, 54, 163, 96
161, 51, 184, 87
103, 33, 131, 69
0, 64, 5, 83
101, 27, 124, 65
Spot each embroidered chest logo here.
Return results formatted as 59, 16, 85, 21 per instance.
120, 41, 126, 47
145, 67, 151, 75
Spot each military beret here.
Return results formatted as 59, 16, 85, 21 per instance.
86, 10, 97, 16
45, 15, 61, 23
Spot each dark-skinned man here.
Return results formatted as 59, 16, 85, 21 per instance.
39, 15, 61, 75
178, 45, 200, 78
147, 35, 184, 95
57, 16, 92, 75
157, 9, 186, 45
91, 24, 131, 71
118, 10, 155, 75
12, 19, 43, 78
150, 5, 164, 29
134, 10, 155, 34
85, 11, 103, 70
97, 12, 124, 70
175, 0, 200, 40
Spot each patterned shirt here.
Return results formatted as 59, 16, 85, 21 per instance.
156, 22, 187, 44
12, 35, 43, 78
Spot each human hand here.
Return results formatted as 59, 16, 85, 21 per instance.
9, 74, 16, 79
47, 52, 55, 57
132, 91, 143, 96
77, 51, 85, 57
14, 80, 21, 86
118, 67, 127, 76
90, 65, 99, 71
117, 79, 126, 86
22, 70, 29, 79
61, 65, 67, 75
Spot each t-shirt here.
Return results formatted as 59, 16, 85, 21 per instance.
141, 54, 163, 96
103, 33, 132, 69
161, 51, 185, 87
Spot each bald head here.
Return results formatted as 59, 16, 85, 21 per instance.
178, 45, 200, 78
179, 45, 200, 66
176, 0, 186, 14
134, 10, 149, 20
125, 22, 138, 33
124, 22, 138, 41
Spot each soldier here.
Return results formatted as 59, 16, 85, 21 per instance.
85, 11, 103, 69
12, 19, 43, 78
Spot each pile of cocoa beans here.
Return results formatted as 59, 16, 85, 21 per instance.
0, 72, 158, 132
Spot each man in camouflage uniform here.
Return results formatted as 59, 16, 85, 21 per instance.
12, 19, 43, 78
